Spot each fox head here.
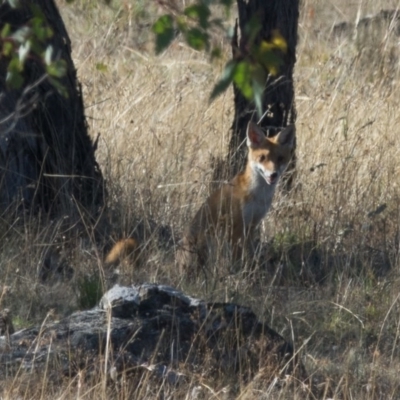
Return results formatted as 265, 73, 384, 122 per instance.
246, 121, 295, 185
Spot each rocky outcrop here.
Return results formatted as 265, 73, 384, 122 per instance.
0, 284, 307, 389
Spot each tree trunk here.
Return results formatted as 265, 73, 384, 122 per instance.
0, 0, 104, 222
213, 0, 299, 185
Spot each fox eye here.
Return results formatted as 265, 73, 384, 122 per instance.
259, 155, 266, 162
277, 155, 284, 163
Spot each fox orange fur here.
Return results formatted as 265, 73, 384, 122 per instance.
177, 121, 295, 273
105, 238, 140, 267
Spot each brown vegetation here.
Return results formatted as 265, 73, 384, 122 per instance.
1, 0, 400, 398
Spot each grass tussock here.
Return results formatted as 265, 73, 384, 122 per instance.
1, 0, 400, 398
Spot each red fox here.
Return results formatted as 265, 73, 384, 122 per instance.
177, 121, 295, 273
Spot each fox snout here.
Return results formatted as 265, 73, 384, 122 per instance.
268, 172, 278, 185
254, 164, 280, 185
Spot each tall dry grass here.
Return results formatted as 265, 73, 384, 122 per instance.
1, 0, 400, 398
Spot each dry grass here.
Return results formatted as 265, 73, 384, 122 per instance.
1, 0, 400, 398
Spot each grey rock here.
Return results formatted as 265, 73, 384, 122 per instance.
0, 284, 308, 388
99, 284, 140, 318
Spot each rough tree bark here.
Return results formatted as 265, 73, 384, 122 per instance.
213, 0, 299, 184
0, 0, 104, 221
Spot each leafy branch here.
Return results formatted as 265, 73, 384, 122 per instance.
152, 0, 287, 116
1, 2, 67, 96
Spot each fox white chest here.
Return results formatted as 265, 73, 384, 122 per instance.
242, 181, 275, 228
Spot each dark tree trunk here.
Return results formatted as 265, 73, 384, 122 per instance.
213, 0, 299, 185
0, 0, 104, 222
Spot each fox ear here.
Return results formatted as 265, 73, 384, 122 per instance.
246, 122, 266, 148
276, 125, 295, 148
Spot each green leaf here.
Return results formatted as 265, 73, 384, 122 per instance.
95, 62, 108, 72
6, 70, 23, 89
18, 41, 31, 64
184, 4, 210, 29
44, 45, 53, 65
254, 35, 286, 75
1, 23, 11, 38
210, 60, 237, 101
29, 4, 52, 40
30, 40, 42, 56
233, 61, 253, 100
45, 27, 53, 39
152, 15, 175, 54
46, 59, 67, 78
8, 56, 22, 72
185, 28, 208, 51
32, 19, 48, 41
256, 48, 282, 75
3, 41, 14, 57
